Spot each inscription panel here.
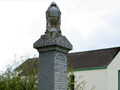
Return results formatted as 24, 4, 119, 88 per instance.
54, 53, 67, 90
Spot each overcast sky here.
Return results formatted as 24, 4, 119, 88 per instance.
0, 0, 120, 71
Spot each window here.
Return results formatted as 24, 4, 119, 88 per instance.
119, 70, 120, 90
70, 74, 74, 90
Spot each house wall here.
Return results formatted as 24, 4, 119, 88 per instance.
107, 51, 120, 90
73, 69, 107, 90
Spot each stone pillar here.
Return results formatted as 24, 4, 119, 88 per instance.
33, 2, 72, 90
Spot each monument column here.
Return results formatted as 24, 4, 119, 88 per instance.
33, 2, 72, 90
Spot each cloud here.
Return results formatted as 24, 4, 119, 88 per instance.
0, 0, 120, 71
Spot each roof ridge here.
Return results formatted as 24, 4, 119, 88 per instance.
69, 46, 120, 54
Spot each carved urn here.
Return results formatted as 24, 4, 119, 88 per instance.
49, 2, 59, 26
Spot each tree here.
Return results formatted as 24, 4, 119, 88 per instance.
0, 59, 38, 90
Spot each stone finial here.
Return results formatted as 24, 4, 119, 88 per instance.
45, 2, 61, 38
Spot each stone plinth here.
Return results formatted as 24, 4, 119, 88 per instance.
33, 34, 72, 90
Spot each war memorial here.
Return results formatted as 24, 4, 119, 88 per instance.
34, 2, 72, 90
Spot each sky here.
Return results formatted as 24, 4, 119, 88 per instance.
0, 0, 120, 71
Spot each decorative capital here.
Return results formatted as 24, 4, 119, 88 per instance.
45, 2, 61, 38
33, 35, 72, 52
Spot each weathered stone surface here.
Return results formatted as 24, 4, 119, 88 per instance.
55, 36, 72, 49
38, 51, 54, 90
33, 34, 72, 51
54, 52, 67, 90
38, 51, 68, 90
34, 35, 55, 48
45, 2, 61, 38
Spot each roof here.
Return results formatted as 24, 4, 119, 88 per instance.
68, 47, 120, 70
15, 58, 38, 75
15, 46, 120, 75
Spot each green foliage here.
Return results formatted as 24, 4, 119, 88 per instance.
0, 61, 38, 90
0, 57, 95, 90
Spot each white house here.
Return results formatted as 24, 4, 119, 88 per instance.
17, 46, 120, 90
68, 46, 120, 90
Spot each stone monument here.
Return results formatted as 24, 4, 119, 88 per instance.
33, 2, 72, 90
